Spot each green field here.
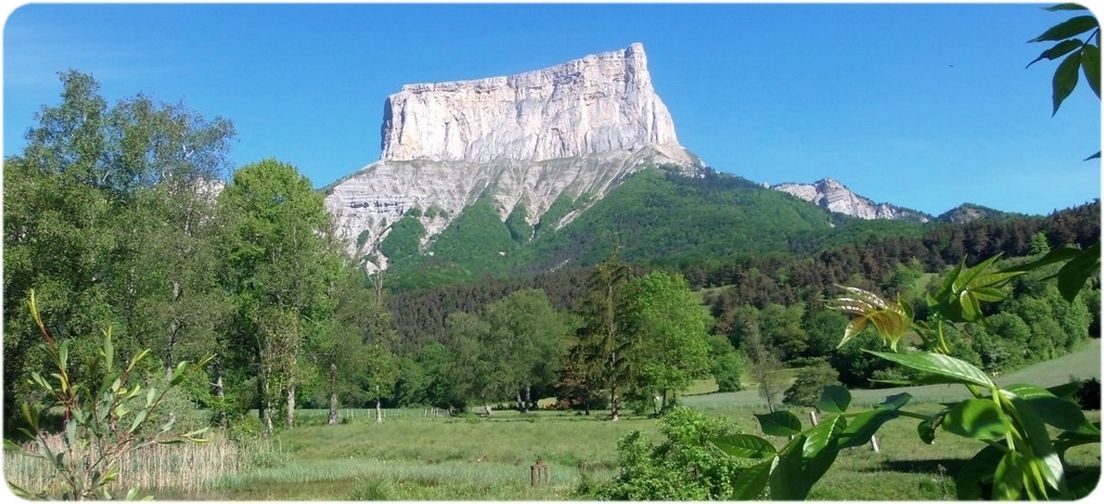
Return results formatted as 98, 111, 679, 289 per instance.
143, 340, 1104, 500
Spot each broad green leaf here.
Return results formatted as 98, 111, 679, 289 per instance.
838, 408, 897, 449
755, 410, 802, 437
146, 387, 156, 408
1005, 384, 1098, 434
1009, 396, 1064, 492
956, 444, 1004, 499
1030, 15, 1099, 42
730, 458, 773, 499
879, 392, 913, 410
1082, 43, 1101, 96
1052, 50, 1083, 115
816, 385, 851, 413
1047, 381, 1081, 399
1056, 243, 1100, 301
19, 402, 38, 432
867, 350, 994, 388
968, 286, 1006, 303
1045, 3, 1089, 11
711, 434, 776, 459
994, 451, 1026, 500
803, 415, 844, 457
942, 399, 1008, 440
768, 439, 806, 500
1027, 38, 1084, 67
801, 438, 841, 495
102, 333, 114, 373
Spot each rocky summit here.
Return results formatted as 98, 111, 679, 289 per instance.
772, 178, 930, 222
325, 43, 702, 270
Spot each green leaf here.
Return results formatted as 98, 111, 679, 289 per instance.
879, 392, 913, 410
102, 332, 114, 373
128, 410, 148, 433
1030, 15, 1099, 42
755, 410, 803, 437
1046, 381, 1081, 399
1052, 50, 1083, 115
956, 444, 1004, 499
838, 408, 898, 449
1082, 43, 1101, 96
994, 451, 1026, 500
1028, 38, 1085, 67
1008, 396, 1064, 492
1046, 3, 1089, 11
1056, 243, 1100, 301
730, 458, 773, 499
711, 434, 777, 459
1006, 384, 1098, 434
867, 350, 994, 388
803, 415, 844, 457
942, 399, 1008, 440
816, 385, 851, 413
768, 438, 807, 500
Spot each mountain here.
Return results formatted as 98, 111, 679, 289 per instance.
771, 178, 930, 223
936, 203, 1015, 223
324, 43, 702, 271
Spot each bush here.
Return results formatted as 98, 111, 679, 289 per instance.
595, 407, 746, 500
713, 351, 744, 392
783, 359, 840, 407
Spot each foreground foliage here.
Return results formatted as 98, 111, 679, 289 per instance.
5, 292, 211, 499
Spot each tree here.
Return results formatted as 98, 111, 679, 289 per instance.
741, 313, 786, 412
3, 71, 235, 424
782, 359, 841, 408
622, 271, 713, 413
442, 312, 497, 415
363, 343, 398, 423
759, 303, 807, 362
482, 289, 571, 412
217, 159, 339, 432
575, 254, 634, 420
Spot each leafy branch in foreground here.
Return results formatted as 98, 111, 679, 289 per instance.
5, 290, 213, 500
1027, 3, 1100, 159
710, 249, 1100, 500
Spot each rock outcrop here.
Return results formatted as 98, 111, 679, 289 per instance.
380, 43, 687, 164
325, 43, 701, 270
772, 178, 929, 222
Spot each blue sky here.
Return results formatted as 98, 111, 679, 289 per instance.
4, 3, 1100, 216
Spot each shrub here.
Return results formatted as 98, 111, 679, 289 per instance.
596, 407, 745, 500
783, 359, 840, 407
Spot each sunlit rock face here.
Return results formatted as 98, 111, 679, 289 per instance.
324, 43, 702, 270
772, 178, 929, 222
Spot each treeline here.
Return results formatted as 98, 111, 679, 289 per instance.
3, 72, 401, 432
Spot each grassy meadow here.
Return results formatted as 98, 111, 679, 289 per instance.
7, 340, 1100, 500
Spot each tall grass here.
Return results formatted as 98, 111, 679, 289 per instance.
2, 432, 276, 497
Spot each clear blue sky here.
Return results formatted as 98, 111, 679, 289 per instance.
4, 3, 1100, 216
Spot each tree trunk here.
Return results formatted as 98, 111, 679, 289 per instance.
328, 362, 338, 426
259, 367, 273, 435
482, 392, 493, 416
583, 379, 591, 415
214, 360, 227, 430
525, 385, 533, 412
516, 390, 525, 413
610, 384, 619, 421
285, 383, 296, 428
164, 280, 182, 377
376, 386, 383, 424
661, 389, 668, 412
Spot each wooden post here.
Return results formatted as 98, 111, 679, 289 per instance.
870, 434, 880, 453
809, 410, 819, 426
530, 458, 549, 485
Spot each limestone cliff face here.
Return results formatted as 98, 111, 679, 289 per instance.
324, 43, 701, 270
772, 178, 929, 222
379, 43, 684, 163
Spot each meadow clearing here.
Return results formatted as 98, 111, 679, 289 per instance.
5, 340, 1100, 500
